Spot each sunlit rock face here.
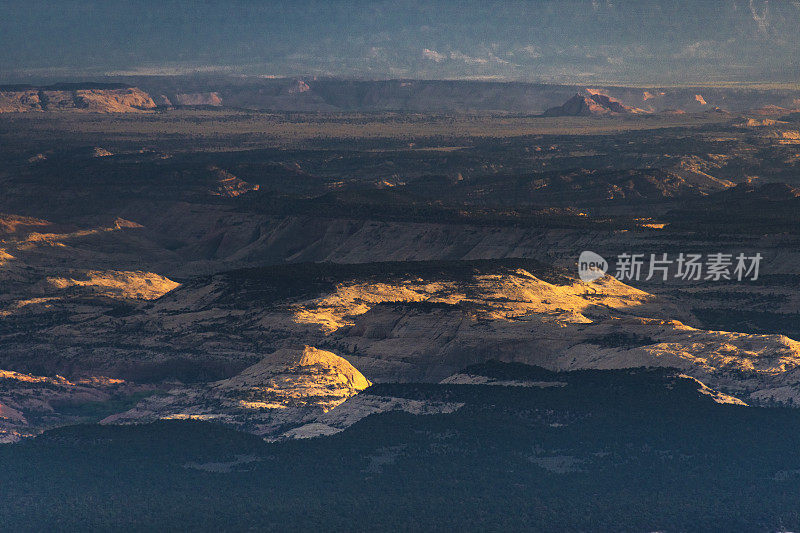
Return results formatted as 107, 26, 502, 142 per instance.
0, 214, 179, 315
2, 223, 800, 439
678, 374, 748, 406
214, 346, 371, 411
42, 270, 180, 301
1, 260, 800, 442
100, 345, 463, 441
101, 346, 375, 437
6, 256, 800, 408
285, 270, 800, 402
1, 346, 376, 442
0, 90, 42, 112
0, 87, 156, 113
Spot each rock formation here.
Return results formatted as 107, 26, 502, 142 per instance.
0, 85, 156, 113
542, 91, 645, 116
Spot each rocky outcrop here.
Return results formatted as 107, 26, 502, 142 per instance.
0, 85, 156, 113
543, 92, 644, 116
73, 88, 156, 112
0, 342, 457, 442
214, 346, 371, 411
101, 346, 376, 437
0, 90, 42, 112
40, 270, 180, 300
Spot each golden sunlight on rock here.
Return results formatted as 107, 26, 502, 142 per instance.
214, 346, 371, 412
0, 214, 52, 235
17, 218, 143, 248
293, 281, 460, 333
103, 346, 373, 432
634, 218, 668, 229
679, 375, 748, 406
0, 368, 74, 386
292, 269, 656, 334
44, 270, 180, 300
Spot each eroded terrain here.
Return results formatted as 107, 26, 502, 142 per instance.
3, 106, 800, 441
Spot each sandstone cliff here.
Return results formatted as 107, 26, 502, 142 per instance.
0, 85, 156, 113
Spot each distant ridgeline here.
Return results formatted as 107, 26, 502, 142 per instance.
2, 78, 800, 114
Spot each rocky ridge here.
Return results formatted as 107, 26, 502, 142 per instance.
0, 85, 156, 113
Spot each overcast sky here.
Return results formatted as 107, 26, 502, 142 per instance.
1, 0, 798, 84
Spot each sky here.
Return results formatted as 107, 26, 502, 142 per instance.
1, 0, 798, 85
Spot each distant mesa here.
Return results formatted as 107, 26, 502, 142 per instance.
172, 92, 223, 107
542, 91, 645, 117
3, 79, 800, 114
0, 83, 156, 113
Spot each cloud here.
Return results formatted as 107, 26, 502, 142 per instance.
448, 50, 489, 65
423, 48, 510, 66
422, 48, 446, 62
673, 40, 723, 59
518, 45, 542, 59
